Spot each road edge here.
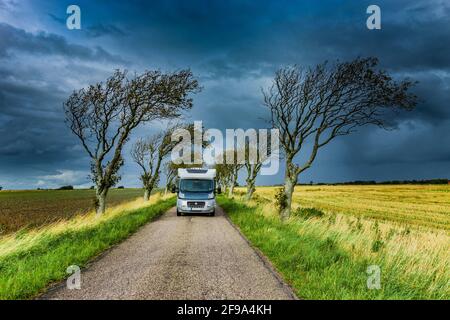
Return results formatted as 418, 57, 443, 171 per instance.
220, 206, 299, 300
36, 205, 176, 300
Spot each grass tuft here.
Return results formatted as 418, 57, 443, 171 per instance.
292, 207, 325, 219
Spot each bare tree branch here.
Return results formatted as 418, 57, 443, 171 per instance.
263, 57, 417, 219
64, 69, 200, 214
131, 124, 188, 200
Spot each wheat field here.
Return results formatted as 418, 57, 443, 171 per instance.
255, 185, 450, 231
230, 185, 449, 298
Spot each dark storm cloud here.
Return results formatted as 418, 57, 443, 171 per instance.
0, 70, 89, 185
47, 13, 65, 25
0, 0, 15, 10
85, 24, 127, 38
48, 13, 127, 38
0, 0, 449, 188
0, 23, 126, 63
0, 20, 129, 189
191, 1, 450, 78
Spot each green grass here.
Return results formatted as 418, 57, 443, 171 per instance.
0, 197, 175, 299
218, 196, 449, 299
292, 207, 325, 219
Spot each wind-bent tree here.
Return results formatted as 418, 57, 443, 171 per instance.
214, 162, 231, 193
130, 135, 162, 201
215, 150, 243, 197
263, 57, 417, 220
244, 160, 262, 201
162, 145, 207, 195
163, 161, 200, 194
227, 159, 243, 197
242, 133, 276, 201
243, 144, 269, 201
160, 123, 210, 195
131, 124, 192, 201
64, 69, 199, 215
163, 162, 177, 195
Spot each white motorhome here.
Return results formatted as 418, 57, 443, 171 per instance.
174, 168, 221, 216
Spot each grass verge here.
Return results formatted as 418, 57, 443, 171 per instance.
218, 195, 449, 299
0, 196, 175, 299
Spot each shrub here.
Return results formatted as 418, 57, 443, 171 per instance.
355, 217, 363, 231
327, 213, 337, 225
371, 239, 384, 252
293, 207, 325, 219
58, 185, 74, 190
322, 237, 337, 250
252, 193, 270, 204
402, 227, 411, 236
274, 188, 287, 214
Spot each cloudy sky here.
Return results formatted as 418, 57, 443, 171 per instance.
0, 0, 449, 189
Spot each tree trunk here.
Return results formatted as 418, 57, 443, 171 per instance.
96, 189, 107, 216
144, 188, 150, 201
281, 175, 295, 221
245, 181, 255, 201
245, 187, 254, 201
228, 183, 234, 197
164, 187, 168, 196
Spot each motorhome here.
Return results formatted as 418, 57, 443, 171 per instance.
174, 168, 221, 216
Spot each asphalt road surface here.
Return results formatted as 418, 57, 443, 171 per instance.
41, 206, 297, 300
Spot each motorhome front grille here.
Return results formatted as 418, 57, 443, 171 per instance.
187, 201, 205, 208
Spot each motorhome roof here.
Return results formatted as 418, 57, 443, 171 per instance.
178, 168, 216, 180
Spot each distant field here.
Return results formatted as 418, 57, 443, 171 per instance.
0, 189, 145, 234
254, 185, 450, 231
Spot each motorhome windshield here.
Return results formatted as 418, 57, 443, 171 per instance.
180, 179, 214, 193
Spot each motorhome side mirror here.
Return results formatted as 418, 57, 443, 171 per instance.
217, 186, 222, 194
171, 186, 177, 193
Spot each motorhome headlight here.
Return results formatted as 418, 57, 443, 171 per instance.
208, 192, 214, 199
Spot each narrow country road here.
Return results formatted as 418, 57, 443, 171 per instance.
41, 206, 296, 300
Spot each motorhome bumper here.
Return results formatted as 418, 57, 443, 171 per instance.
177, 199, 216, 213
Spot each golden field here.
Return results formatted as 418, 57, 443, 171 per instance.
256, 185, 450, 231
231, 185, 449, 298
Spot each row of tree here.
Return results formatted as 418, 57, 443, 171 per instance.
214, 146, 268, 201
64, 69, 200, 214
64, 57, 417, 219
130, 123, 204, 200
